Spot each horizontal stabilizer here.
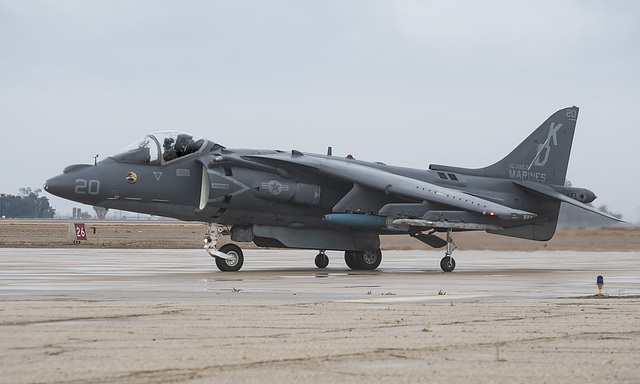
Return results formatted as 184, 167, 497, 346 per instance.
513, 181, 624, 222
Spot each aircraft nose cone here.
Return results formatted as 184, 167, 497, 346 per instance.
44, 165, 103, 205
43, 174, 69, 199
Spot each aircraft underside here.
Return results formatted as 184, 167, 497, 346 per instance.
202, 220, 481, 272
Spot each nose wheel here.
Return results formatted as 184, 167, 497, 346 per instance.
215, 244, 244, 272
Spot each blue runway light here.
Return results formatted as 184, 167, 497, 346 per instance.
597, 275, 604, 297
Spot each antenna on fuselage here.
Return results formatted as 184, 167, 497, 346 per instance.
93, 154, 99, 166
327, 147, 332, 156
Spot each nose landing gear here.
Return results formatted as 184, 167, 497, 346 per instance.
204, 223, 244, 272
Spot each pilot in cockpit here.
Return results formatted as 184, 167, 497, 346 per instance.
175, 134, 204, 157
162, 134, 205, 162
163, 137, 178, 161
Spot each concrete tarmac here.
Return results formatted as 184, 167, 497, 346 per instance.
1, 249, 639, 383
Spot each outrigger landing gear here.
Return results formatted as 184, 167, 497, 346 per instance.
204, 223, 244, 272
315, 250, 329, 269
440, 229, 456, 272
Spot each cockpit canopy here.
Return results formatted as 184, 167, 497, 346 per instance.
110, 131, 208, 165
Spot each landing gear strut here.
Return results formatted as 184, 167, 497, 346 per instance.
204, 223, 244, 272
315, 251, 329, 269
440, 229, 456, 272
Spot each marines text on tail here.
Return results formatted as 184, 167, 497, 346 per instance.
45, 107, 620, 272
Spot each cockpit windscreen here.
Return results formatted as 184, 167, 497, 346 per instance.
110, 131, 207, 164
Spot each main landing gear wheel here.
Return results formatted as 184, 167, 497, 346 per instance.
344, 249, 382, 270
344, 251, 358, 269
315, 251, 329, 269
357, 249, 382, 270
215, 244, 244, 272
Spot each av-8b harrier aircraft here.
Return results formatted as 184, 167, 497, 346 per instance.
45, 106, 619, 272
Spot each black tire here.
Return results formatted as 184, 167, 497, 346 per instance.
440, 256, 455, 272
215, 244, 244, 272
344, 251, 358, 270
355, 249, 382, 270
315, 253, 329, 269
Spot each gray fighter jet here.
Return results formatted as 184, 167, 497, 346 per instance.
45, 106, 620, 272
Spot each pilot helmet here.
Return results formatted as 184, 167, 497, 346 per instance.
163, 137, 175, 149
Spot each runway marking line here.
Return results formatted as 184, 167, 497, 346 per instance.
338, 294, 490, 303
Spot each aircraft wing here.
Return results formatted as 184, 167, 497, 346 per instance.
242, 152, 536, 221
513, 180, 624, 222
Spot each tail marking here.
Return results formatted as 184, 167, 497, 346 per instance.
529, 122, 563, 169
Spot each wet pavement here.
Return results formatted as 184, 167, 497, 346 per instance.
1, 248, 638, 301
2, 248, 640, 384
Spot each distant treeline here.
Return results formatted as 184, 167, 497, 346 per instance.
0, 188, 56, 218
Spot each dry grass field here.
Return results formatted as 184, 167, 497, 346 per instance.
1, 220, 637, 252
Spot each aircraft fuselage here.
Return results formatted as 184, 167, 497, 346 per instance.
45, 108, 616, 272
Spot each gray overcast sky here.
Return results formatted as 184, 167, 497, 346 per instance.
1, 1, 639, 221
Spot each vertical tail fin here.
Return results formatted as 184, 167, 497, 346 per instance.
430, 106, 579, 186
481, 106, 578, 185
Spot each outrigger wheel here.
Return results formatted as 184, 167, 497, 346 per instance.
440, 256, 456, 272
440, 229, 456, 272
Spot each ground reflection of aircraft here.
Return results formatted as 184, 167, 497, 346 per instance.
45, 106, 620, 272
